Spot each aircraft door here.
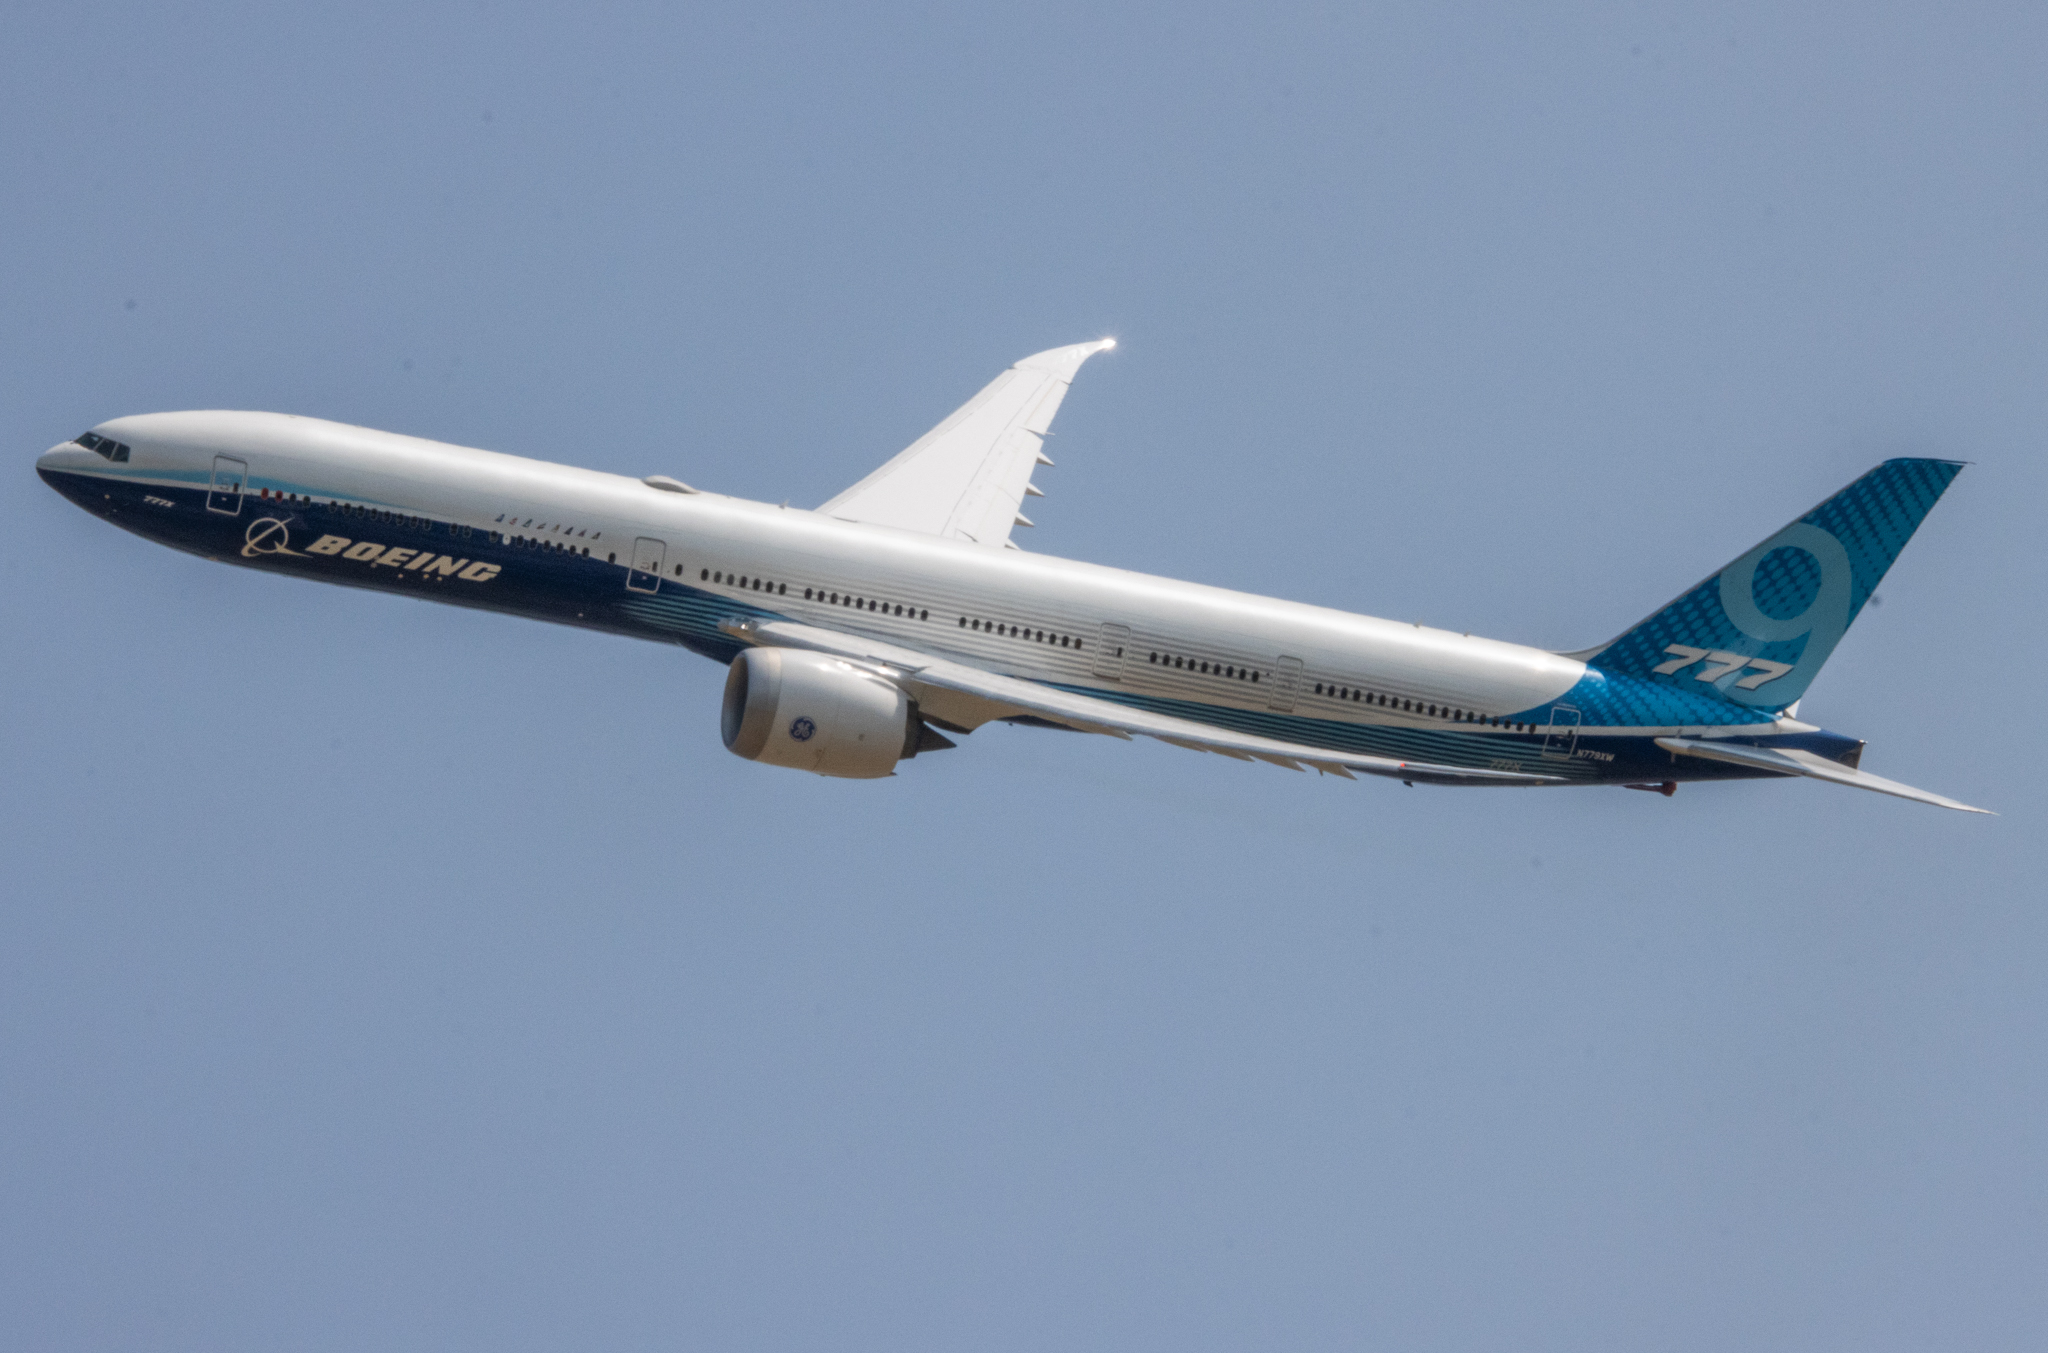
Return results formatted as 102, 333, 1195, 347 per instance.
206, 456, 248, 515
1268, 655, 1303, 712
1092, 623, 1132, 680
1541, 704, 1582, 759
626, 536, 665, 593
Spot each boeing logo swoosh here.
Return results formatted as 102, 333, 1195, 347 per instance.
241, 518, 306, 558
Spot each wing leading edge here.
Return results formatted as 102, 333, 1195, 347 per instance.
819, 339, 1116, 548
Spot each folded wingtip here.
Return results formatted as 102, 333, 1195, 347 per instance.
1013, 337, 1118, 378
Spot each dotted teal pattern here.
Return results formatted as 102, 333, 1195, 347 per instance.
1570, 458, 1963, 724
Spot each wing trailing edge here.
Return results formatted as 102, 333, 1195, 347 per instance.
719, 616, 1567, 788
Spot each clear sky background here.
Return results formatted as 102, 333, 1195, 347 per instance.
5, 3, 2046, 1349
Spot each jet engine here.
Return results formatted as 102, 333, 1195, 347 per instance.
721, 647, 953, 778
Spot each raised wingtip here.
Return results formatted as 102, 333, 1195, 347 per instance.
1014, 338, 1119, 377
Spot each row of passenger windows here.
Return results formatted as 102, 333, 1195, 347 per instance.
1136, 654, 1532, 729
76, 431, 131, 461
495, 513, 601, 542
336, 501, 431, 531
698, 568, 934, 622
1311, 680, 1530, 730
253, 490, 494, 546
510, 534, 590, 556
701, 568, 789, 596
962, 617, 1083, 651
812, 583, 925, 619
1150, 652, 1257, 682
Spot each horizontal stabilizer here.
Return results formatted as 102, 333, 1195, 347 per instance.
1655, 737, 1990, 814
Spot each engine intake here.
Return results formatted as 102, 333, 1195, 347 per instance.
721, 647, 952, 778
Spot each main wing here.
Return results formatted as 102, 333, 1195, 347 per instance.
720, 617, 1565, 787
819, 339, 1116, 548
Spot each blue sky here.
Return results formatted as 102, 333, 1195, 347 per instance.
5, 4, 2046, 1349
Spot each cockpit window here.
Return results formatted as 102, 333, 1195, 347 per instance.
75, 432, 130, 462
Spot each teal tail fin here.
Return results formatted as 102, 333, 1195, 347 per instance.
1580, 458, 1965, 713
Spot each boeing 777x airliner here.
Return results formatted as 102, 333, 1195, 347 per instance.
37, 340, 1985, 810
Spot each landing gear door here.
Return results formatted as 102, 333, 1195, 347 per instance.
626, 536, 666, 593
1091, 623, 1132, 681
206, 456, 248, 515
1541, 704, 1582, 759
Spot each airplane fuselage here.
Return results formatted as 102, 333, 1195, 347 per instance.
37, 410, 1856, 789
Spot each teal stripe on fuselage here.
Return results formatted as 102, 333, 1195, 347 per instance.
1045, 682, 1605, 780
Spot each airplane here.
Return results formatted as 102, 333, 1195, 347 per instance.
36, 338, 1986, 812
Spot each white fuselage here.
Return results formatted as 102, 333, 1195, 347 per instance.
49, 410, 1587, 731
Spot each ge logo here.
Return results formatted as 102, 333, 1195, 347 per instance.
788, 716, 817, 742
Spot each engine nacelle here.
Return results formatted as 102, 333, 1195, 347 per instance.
721, 647, 945, 778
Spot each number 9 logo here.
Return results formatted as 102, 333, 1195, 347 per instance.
1714, 522, 1853, 707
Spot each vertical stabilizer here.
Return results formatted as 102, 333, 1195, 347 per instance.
1579, 458, 1964, 712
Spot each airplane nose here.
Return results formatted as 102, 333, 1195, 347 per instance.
38, 433, 114, 475
38, 441, 86, 473
35, 439, 110, 491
